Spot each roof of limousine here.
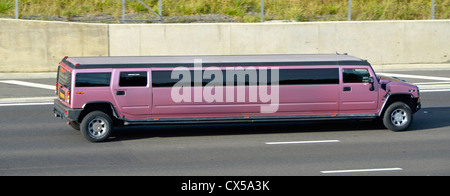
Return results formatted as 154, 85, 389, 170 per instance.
62, 54, 371, 69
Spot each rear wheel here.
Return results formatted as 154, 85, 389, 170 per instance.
80, 111, 113, 142
383, 102, 413, 131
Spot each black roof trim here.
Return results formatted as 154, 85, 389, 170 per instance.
63, 54, 371, 69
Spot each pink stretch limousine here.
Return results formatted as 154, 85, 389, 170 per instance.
54, 54, 421, 142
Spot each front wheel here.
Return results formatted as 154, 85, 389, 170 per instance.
80, 111, 113, 142
383, 102, 413, 131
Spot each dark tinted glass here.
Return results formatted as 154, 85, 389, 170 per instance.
75, 73, 111, 87
152, 70, 258, 87
152, 71, 185, 87
278, 68, 339, 85
57, 66, 71, 89
343, 69, 370, 83
152, 68, 339, 88
119, 72, 147, 87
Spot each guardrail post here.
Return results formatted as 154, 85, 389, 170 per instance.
122, 0, 126, 23
431, 0, 435, 19
15, 0, 19, 19
261, 0, 264, 23
348, 0, 352, 21
159, 0, 162, 18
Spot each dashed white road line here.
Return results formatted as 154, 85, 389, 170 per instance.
378, 73, 450, 81
378, 73, 450, 92
0, 97, 54, 107
413, 81, 450, 92
0, 102, 54, 107
420, 89, 450, 93
265, 140, 340, 145
0, 80, 55, 90
0, 80, 55, 106
321, 167, 403, 174
414, 82, 450, 85
265, 140, 404, 174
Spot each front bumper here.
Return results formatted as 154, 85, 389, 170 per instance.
413, 97, 421, 113
53, 99, 82, 122
415, 102, 421, 113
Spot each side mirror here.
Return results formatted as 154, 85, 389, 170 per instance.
369, 77, 375, 91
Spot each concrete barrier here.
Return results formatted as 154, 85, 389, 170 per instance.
109, 20, 450, 65
1, 19, 449, 72
0, 19, 108, 72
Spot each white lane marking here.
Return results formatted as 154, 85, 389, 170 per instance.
321, 167, 403, 174
0, 102, 53, 107
377, 73, 450, 92
420, 89, 450, 93
0, 97, 55, 106
378, 73, 450, 81
265, 140, 340, 145
0, 80, 55, 90
414, 82, 450, 85
0, 96, 54, 103
417, 84, 450, 89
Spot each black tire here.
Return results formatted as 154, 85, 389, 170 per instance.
80, 111, 113, 142
382, 102, 413, 131
69, 121, 80, 131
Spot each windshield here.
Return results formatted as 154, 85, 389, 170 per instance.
57, 66, 71, 89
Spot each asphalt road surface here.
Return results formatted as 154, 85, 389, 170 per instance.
1, 70, 449, 176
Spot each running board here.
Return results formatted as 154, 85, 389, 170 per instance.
121, 114, 377, 126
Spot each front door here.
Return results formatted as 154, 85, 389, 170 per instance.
339, 68, 378, 113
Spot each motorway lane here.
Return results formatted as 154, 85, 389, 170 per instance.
0, 96, 449, 175
0, 79, 55, 99
0, 71, 450, 175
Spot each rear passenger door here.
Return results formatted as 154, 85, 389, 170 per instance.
112, 70, 152, 118
339, 68, 378, 113
276, 68, 340, 114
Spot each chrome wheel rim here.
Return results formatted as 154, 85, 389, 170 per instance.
88, 118, 108, 138
390, 109, 408, 126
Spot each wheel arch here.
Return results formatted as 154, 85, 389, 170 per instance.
379, 93, 415, 117
78, 101, 120, 123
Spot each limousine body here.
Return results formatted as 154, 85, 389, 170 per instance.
54, 54, 421, 142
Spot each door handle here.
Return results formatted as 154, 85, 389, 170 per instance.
343, 87, 351, 91
116, 91, 125, 95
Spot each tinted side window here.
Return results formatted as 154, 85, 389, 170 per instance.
152, 68, 339, 87
343, 69, 370, 83
119, 72, 147, 87
278, 68, 339, 85
75, 73, 111, 87
152, 70, 262, 87
152, 71, 182, 87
